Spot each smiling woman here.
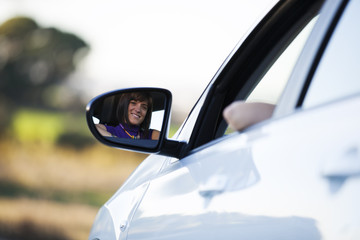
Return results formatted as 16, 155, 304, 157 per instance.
95, 92, 160, 140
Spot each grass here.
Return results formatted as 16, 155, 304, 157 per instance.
0, 140, 147, 240
0, 180, 111, 207
0, 197, 98, 240
11, 109, 64, 144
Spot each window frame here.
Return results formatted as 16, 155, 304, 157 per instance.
183, 0, 325, 156
273, 0, 347, 117
302, 0, 359, 109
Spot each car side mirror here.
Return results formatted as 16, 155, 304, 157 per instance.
86, 88, 172, 153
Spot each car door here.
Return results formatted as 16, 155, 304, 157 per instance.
221, 1, 360, 238
121, 0, 340, 240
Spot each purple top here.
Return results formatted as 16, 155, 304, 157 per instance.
105, 123, 153, 139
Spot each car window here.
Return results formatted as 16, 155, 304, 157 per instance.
303, 0, 360, 108
224, 17, 317, 135
247, 17, 317, 105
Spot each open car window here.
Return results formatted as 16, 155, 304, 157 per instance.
224, 16, 318, 135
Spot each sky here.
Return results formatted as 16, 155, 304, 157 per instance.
0, 0, 277, 117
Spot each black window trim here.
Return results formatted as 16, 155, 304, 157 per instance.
183, 0, 325, 157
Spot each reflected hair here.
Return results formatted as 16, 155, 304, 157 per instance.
116, 92, 153, 138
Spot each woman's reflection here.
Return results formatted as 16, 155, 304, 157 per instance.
96, 92, 160, 140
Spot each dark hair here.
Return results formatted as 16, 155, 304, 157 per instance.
116, 92, 153, 138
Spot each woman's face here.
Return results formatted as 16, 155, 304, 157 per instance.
128, 99, 148, 126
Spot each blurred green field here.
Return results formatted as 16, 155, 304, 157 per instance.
10, 108, 95, 147
9, 108, 180, 146
0, 108, 182, 240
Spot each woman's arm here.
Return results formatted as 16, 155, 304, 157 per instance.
96, 124, 112, 137
151, 130, 160, 140
223, 101, 275, 131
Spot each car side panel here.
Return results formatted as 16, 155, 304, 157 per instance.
126, 96, 360, 240
89, 154, 170, 240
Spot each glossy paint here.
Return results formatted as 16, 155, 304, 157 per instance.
126, 96, 360, 240
89, 154, 171, 240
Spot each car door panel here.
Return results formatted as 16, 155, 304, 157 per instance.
126, 96, 360, 240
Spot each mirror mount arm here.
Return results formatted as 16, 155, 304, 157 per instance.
159, 139, 187, 159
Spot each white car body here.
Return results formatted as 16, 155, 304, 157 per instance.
87, 0, 360, 239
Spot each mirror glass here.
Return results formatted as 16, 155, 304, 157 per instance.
88, 90, 168, 149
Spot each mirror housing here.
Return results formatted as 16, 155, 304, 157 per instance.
86, 87, 185, 157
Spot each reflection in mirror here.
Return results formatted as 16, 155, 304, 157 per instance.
91, 91, 166, 146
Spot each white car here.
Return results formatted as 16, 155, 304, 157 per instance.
86, 0, 360, 239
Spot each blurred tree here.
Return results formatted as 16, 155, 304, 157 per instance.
0, 16, 89, 107
0, 16, 90, 133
